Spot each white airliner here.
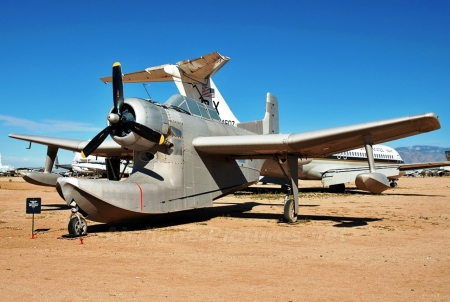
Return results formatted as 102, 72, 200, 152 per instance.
100, 52, 450, 193
0, 154, 15, 176
259, 144, 405, 192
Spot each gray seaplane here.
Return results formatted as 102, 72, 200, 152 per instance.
9, 61, 440, 236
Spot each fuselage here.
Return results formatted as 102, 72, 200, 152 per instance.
57, 95, 264, 223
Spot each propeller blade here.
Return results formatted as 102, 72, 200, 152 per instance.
81, 126, 112, 158
125, 120, 165, 145
112, 62, 124, 114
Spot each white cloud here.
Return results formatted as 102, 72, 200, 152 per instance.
0, 115, 102, 132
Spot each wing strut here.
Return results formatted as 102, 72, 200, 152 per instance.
287, 155, 299, 217
363, 135, 376, 173
45, 146, 59, 173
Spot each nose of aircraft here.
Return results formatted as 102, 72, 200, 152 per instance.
81, 62, 165, 158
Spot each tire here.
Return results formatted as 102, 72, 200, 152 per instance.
283, 199, 297, 223
68, 216, 87, 236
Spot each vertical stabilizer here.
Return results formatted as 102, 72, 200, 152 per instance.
446, 150, 450, 161
0, 153, 2, 166
263, 93, 279, 134
237, 93, 279, 135
209, 79, 239, 125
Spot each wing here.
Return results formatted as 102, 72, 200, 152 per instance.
399, 161, 450, 171
193, 113, 440, 158
100, 52, 229, 84
8, 134, 132, 157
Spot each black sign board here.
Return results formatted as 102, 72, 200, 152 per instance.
26, 198, 41, 214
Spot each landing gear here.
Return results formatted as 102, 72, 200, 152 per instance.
275, 154, 299, 223
68, 215, 87, 236
390, 181, 398, 188
68, 200, 87, 236
283, 199, 297, 223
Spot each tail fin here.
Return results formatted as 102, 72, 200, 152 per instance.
446, 150, 450, 161
0, 153, 2, 166
237, 93, 279, 134
208, 78, 239, 125
101, 52, 278, 133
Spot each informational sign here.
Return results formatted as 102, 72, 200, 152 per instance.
26, 197, 41, 214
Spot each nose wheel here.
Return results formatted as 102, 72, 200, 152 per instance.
68, 215, 87, 236
68, 201, 87, 236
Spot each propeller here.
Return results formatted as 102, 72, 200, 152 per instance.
81, 62, 165, 158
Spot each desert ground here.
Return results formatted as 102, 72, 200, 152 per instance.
0, 176, 449, 301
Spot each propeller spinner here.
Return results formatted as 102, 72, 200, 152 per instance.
81, 62, 165, 158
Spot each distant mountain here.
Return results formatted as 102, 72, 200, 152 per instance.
395, 146, 450, 164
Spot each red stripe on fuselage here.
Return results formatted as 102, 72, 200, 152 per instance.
134, 183, 143, 211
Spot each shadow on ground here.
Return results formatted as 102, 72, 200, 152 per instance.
84, 200, 381, 235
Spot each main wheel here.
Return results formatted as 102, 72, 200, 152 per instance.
390, 182, 398, 188
283, 199, 297, 223
68, 216, 87, 236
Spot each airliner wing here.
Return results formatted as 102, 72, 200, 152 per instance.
100, 52, 229, 84
8, 134, 132, 157
399, 161, 450, 171
193, 113, 440, 158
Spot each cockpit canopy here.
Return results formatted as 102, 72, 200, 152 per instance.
164, 94, 221, 122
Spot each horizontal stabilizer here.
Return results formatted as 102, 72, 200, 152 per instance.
100, 52, 230, 84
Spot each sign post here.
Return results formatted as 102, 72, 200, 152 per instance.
26, 198, 41, 239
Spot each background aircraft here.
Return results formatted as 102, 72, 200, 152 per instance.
9, 59, 441, 236
0, 154, 15, 176
70, 153, 133, 178
106, 52, 450, 193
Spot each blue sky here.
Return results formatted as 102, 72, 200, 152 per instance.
1, 0, 449, 168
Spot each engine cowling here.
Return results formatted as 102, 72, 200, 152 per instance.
109, 98, 169, 151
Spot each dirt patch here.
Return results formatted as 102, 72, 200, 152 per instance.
1, 176, 449, 301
